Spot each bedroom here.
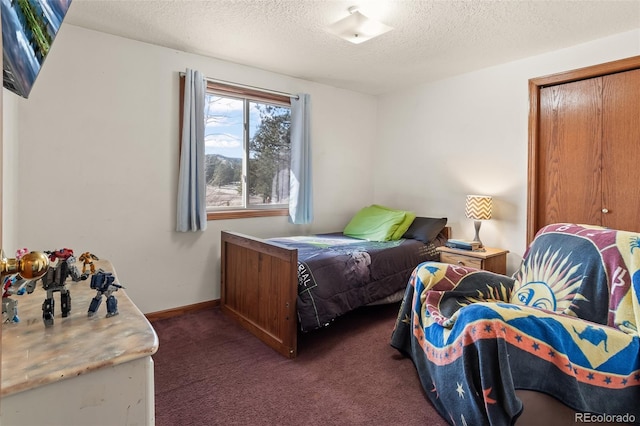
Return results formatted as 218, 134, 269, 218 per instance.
3, 0, 638, 316
1, 0, 640, 423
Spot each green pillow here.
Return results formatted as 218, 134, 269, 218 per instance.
372, 204, 416, 240
343, 205, 411, 242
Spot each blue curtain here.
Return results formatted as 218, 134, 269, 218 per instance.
176, 69, 207, 232
289, 94, 313, 224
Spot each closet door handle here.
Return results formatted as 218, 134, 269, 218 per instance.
602, 208, 609, 214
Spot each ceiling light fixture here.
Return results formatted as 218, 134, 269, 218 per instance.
325, 6, 393, 44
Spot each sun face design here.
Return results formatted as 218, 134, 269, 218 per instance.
513, 281, 557, 310
510, 247, 587, 313
456, 281, 513, 309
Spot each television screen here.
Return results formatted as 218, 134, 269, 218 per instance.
2, 0, 72, 98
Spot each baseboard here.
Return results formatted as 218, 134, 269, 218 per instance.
145, 300, 220, 323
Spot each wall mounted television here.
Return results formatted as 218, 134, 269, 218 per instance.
2, 0, 72, 98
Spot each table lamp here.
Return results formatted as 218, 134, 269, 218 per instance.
464, 195, 492, 248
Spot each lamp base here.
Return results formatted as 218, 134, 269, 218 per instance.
473, 220, 484, 248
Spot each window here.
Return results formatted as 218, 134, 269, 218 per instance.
202, 82, 291, 219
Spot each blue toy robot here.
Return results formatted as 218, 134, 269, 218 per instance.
88, 270, 124, 318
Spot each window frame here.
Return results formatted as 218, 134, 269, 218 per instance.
179, 77, 291, 220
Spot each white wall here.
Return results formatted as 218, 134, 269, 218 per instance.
8, 24, 639, 313
375, 29, 640, 273
2, 92, 19, 252
10, 25, 377, 313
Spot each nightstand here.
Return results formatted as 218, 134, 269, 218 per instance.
437, 246, 509, 274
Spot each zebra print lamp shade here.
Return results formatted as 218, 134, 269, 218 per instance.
465, 195, 492, 247
465, 195, 492, 220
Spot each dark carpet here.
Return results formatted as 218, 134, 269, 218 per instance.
152, 303, 448, 426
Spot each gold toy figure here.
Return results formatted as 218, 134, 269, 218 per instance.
79, 252, 99, 275
1, 249, 49, 323
1, 249, 49, 279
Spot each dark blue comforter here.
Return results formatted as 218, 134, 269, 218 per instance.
269, 233, 443, 331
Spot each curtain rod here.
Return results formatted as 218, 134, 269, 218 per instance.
179, 72, 299, 100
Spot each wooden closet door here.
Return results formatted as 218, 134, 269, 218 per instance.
528, 56, 640, 242
601, 69, 640, 232
537, 78, 603, 228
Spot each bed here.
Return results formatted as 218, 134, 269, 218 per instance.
220, 206, 449, 358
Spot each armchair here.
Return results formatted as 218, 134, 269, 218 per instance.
391, 223, 640, 425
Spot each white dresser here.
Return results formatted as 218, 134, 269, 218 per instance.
1, 260, 158, 425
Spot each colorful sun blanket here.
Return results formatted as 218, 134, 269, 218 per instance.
391, 223, 640, 425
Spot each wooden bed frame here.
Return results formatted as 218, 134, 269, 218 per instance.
221, 231, 299, 358
220, 227, 451, 359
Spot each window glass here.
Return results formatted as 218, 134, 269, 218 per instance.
204, 91, 291, 211
205, 94, 244, 208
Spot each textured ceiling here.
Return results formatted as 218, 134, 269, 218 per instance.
65, 0, 640, 95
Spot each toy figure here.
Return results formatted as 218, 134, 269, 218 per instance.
15, 248, 29, 260
88, 270, 124, 318
78, 252, 100, 274
1, 249, 49, 323
45, 248, 75, 263
3, 275, 21, 323
12, 248, 37, 295
1, 275, 34, 323
40, 248, 88, 326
